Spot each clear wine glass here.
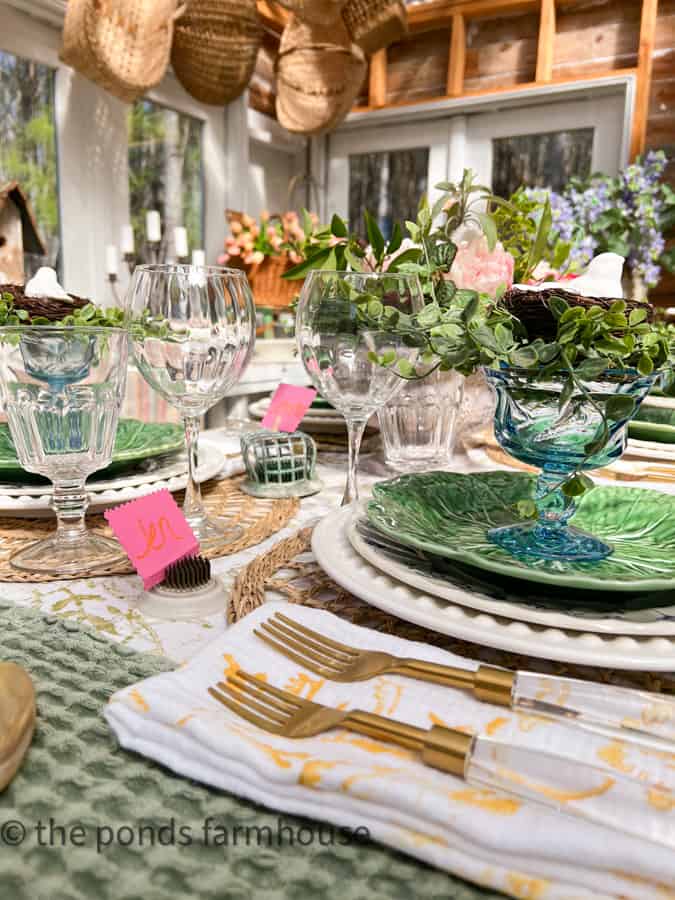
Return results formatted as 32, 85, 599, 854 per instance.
0, 326, 129, 574
296, 270, 423, 505
126, 264, 255, 547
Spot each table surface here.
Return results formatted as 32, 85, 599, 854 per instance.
4, 427, 675, 664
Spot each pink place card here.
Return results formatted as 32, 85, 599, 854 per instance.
262, 384, 317, 432
104, 490, 199, 590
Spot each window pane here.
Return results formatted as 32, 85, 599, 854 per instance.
492, 128, 594, 197
128, 100, 204, 262
349, 148, 429, 239
0, 51, 59, 276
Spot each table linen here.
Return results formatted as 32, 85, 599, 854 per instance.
106, 601, 675, 900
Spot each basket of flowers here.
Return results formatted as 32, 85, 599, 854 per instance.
220, 210, 315, 308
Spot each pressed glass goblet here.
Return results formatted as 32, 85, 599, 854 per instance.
126, 264, 255, 547
484, 365, 658, 562
0, 326, 129, 574
296, 271, 423, 505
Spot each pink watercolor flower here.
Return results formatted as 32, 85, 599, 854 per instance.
448, 235, 514, 297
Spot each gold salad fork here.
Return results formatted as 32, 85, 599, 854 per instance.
208, 670, 675, 847
254, 612, 675, 744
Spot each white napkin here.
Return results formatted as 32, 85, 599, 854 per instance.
105, 602, 675, 900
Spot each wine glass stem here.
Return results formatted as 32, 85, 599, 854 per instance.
183, 415, 205, 523
52, 481, 89, 544
343, 417, 368, 506
535, 470, 576, 528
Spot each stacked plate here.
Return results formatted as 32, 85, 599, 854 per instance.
627, 394, 675, 460
313, 470, 675, 671
0, 419, 226, 516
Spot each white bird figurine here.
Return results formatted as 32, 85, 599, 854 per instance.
513, 252, 625, 299
24, 266, 71, 300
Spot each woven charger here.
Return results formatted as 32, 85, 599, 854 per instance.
0, 478, 299, 583
230, 527, 675, 695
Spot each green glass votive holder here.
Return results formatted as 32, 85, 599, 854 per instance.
240, 430, 323, 498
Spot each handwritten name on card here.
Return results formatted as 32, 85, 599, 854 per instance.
104, 490, 199, 590
261, 384, 317, 432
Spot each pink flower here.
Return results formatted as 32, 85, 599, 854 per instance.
448, 236, 514, 297
250, 251, 265, 265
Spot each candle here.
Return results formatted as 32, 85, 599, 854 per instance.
120, 224, 135, 255
146, 210, 162, 243
105, 244, 118, 276
174, 226, 188, 259
192, 249, 206, 267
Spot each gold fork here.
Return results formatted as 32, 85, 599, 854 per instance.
208, 669, 673, 846
253, 612, 675, 745
255, 612, 513, 702
209, 669, 470, 774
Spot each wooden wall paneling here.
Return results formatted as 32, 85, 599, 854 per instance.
464, 11, 539, 91
386, 28, 451, 104
535, 0, 556, 81
631, 0, 659, 157
552, 1, 640, 80
369, 49, 388, 108
447, 13, 467, 95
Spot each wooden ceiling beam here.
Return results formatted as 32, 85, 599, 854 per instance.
408, 0, 539, 32
446, 14, 466, 96
535, 0, 556, 83
630, 0, 658, 158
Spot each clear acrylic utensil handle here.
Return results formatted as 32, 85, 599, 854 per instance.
513, 671, 675, 744
466, 734, 675, 849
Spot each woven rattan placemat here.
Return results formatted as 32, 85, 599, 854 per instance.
0, 478, 299, 583
230, 527, 675, 694
0, 601, 502, 900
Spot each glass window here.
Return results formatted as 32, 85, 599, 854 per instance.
0, 50, 60, 275
492, 128, 594, 198
128, 100, 204, 261
349, 148, 429, 239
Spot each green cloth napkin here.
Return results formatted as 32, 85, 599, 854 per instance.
0, 601, 503, 900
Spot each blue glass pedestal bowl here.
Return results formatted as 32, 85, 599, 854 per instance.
484, 366, 658, 563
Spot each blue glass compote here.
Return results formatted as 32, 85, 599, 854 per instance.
484, 366, 658, 562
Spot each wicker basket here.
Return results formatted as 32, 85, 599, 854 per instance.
275, 0, 346, 26
60, 0, 179, 103
171, 0, 262, 106
276, 17, 366, 136
250, 255, 302, 309
342, 0, 407, 55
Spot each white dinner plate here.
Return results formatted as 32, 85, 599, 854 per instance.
0, 440, 231, 516
348, 516, 675, 636
625, 438, 675, 461
312, 507, 675, 671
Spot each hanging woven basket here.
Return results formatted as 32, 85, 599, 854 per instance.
60, 0, 180, 103
342, 0, 407, 56
171, 0, 262, 106
276, 17, 366, 136
275, 0, 346, 26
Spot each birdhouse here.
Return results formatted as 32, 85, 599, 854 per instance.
0, 182, 46, 284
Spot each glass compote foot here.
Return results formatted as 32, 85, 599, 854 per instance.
0, 326, 129, 575
484, 366, 658, 563
126, 265, 255, 549
295, 271, 424, 505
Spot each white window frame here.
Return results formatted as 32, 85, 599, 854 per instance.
1, 1, 229, 304
320, 74, 636, 218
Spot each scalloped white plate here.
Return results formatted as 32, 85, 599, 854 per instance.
348, 517, 675, 637
0, 440, 232, 517
313, 507, 675, 670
